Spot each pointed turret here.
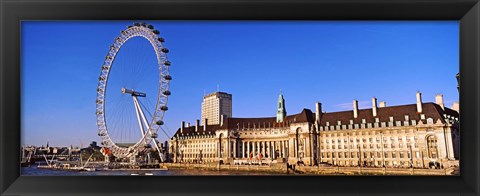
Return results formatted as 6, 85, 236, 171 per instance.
276, 90, 287, 123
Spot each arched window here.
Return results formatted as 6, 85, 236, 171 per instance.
426, 135, 438, 159
427, 118, 434, 124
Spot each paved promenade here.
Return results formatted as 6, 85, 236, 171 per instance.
162, 163, 459, 175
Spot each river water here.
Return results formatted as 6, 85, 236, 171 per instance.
21, 164, 288, 176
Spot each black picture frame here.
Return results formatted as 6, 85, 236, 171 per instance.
1, 0, 479, 195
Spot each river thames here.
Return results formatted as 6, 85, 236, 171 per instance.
21, 164, 288, 176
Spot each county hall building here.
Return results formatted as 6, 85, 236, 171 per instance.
168, 91, 459, 168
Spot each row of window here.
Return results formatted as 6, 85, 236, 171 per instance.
321, 143, 419, 150
322, 129, 419, 137
179, 153, 217, 158
327, 160, 424, 167
323, 136, 418, 143
321, 151, 422, 159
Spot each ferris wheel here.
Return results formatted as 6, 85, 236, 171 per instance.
95, 22, 172, 160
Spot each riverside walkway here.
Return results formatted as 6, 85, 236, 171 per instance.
162, 163, 458, 175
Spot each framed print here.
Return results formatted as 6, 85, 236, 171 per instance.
1, 0, 479, 195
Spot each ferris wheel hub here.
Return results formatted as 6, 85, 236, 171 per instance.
121, 87, 146, 97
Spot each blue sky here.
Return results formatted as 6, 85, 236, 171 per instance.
21, 21, 459, 147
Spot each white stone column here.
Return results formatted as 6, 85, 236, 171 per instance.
282, 141, 286, 158
258, 141, 261, 155
247, 141, 250, 157
257, 141, 260, 155
271, 141, 274, 159
244, 141, 247, 158
293, 139, 297, 158
269, 141, 273, 159
233, 140, 237, 158
271, 141, 274, 158
265, 141, 268, 158
286, 140, 289, 157
279, 141, 283, 158
252, 142, 257, 156
257, 142, 260, 155
262, 141, 265, 156
226, 140, 229, 158
242, 141, 245, 158
218, 140, 221, 158
445, 128, 455, 159
273, 141, 276, 159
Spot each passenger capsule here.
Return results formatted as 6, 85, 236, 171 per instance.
164, 75, 172, 80
98, 133, 106, 137
156, 120, 164, 125
163, 90, 171, 96
147, 25, 154, 29
160, 106, 168, 111
151, 133, 158, 138
164, 61, 171, 66
152, 30, 160, 34
127, 25, 132, 28
141, 22, 147, 27
161, 48, 169, 53
157, 37, 165, 42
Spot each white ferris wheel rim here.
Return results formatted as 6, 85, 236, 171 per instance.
95, 23, 171, 158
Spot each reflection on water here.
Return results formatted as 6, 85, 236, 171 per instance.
21, 165, 288, 176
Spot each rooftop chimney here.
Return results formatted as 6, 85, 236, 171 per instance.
353, 100, 358, 118
372, 97, 378, 117
204, 119, 208, 131
195, 120, 199, 132
379, 101, 386, 108
187, 122, 191, 127
435, 94, 445, 110
452, 102, 459, 112
416, 91, 423, 113
181, 121, 185, 133
315, 102, 322, 124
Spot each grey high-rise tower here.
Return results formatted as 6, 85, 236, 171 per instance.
201, 92, 232, 125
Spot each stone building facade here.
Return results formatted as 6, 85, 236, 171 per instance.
169, 91, 459, 168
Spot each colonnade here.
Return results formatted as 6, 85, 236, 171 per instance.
222, 140, 290, 159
